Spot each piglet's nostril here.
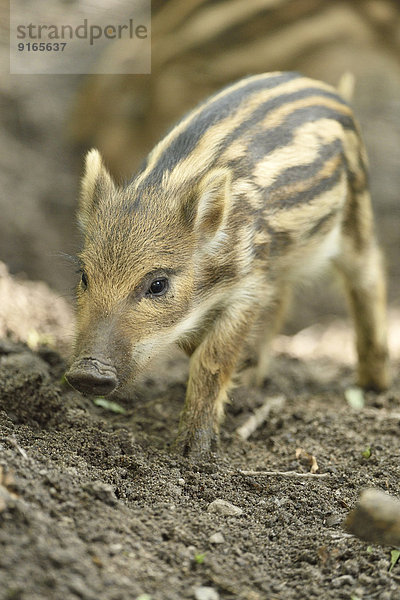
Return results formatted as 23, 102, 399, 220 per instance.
66, 361, 118, 396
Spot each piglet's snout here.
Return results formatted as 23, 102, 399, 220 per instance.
66, 358, 118, 396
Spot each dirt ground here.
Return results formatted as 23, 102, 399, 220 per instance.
1, 269, 400, 600
1, 2, 400, 598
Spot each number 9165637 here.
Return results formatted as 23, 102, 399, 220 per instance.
18, 42, 67, 51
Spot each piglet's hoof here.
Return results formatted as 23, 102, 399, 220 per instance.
172, 427, 219, 461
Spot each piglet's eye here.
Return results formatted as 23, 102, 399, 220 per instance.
147, 278, 168, 297
81, 271, 88, 290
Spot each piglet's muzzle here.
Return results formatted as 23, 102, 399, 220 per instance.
66, 357, 118, 396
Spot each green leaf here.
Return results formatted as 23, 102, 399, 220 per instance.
389, 549, 400, 572
194, 553, 206, 564
345, 387, 365, 410
93, 397, 127, 414
362, 447, 372, 459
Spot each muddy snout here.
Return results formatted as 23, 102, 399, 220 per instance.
66, 358, 118, 396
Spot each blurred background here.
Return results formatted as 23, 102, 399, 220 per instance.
0, 0, 399, 346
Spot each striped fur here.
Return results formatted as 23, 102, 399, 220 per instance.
133, 72, 354, 189
66, 72, 390, 458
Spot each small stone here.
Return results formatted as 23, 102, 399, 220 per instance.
84, 481, 118, 505
331, 575, 356, 588
177, 478, 185, 486
167, 483, 182, 496
109, 543, 123, 555
208, 532, 225, 544
194, 586, 220, 600
207, 499, 243, 516
325, 514, 342, 527
358, 573, 373, 585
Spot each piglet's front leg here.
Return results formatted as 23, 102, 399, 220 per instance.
174, 303, 257, 459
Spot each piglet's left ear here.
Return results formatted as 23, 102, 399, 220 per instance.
194, 168, 232, 239
78, 148, 116, 231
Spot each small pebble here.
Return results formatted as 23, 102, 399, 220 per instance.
331, 575, 356, 588
194, 586, 220, 600
325, 514, 342, 527
208, 532, 225, 544
167, 483, 182, 496
177, 478, 185, 486
207, 499, 243, 516
109, 543, 123, 555
84, 481, 118, 506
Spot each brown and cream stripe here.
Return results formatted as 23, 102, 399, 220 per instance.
129, 72, 362, 222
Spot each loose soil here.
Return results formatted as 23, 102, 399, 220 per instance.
1, 3, 400, 597
1, 327, 400, 599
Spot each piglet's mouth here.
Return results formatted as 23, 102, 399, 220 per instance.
65, 357, 118, 396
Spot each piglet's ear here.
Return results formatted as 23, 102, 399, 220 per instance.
194, 168, 232, 239
78, 149, 116, 231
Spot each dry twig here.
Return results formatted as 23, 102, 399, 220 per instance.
237, 470, 329, 479
0, 436, 28, 459
235, 395, 286, 440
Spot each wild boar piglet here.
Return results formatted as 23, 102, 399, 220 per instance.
66, 72, 390, 457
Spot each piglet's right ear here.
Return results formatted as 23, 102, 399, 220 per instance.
78, 149, 115, 230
